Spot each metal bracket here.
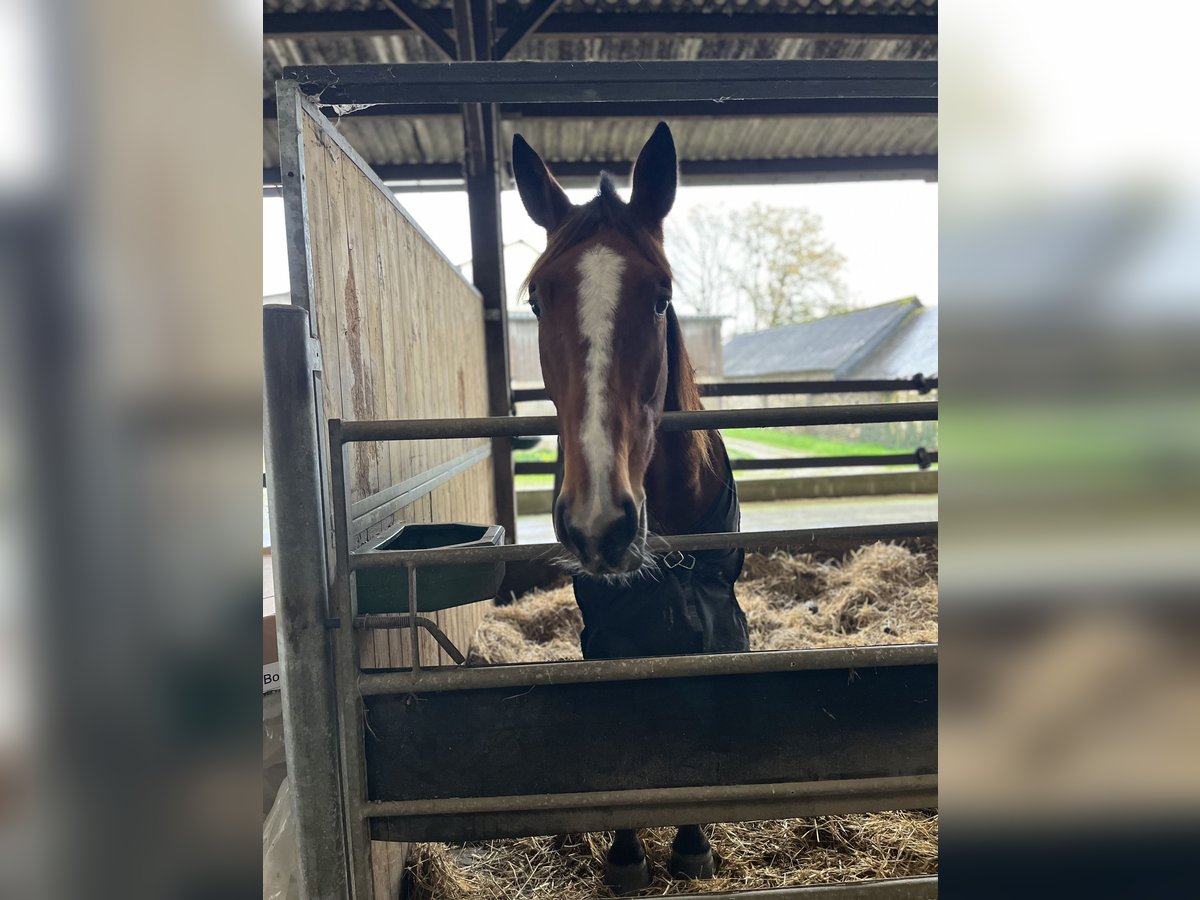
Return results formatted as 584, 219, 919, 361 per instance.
663, 550, 696, 570
307, 336, 323, 372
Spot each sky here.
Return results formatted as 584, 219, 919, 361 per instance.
263, 179, 938, 309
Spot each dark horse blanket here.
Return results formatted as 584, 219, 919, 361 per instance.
563, 452, 751, 660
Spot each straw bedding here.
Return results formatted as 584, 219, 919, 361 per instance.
409, 542, 938, 898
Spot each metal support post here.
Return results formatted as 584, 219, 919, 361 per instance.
263, 305, 349, 899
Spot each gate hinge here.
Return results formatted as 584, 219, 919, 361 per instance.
307, 336, 323, 372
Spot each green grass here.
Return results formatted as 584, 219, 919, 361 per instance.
511, 431, 916, 489
723, 429, 899, 457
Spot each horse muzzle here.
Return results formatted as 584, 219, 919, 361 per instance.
554, 494, 647, 575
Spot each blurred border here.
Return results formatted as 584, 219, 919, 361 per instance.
940, 2, 1200, 895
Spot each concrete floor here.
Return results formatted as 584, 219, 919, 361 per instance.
515, 493, 938, 544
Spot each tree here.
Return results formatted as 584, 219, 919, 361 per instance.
666, 202, 851, 332
664, 205, 737, 317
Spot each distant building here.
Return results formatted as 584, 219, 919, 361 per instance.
720, 298, 937, 449
722, 298, 937, 383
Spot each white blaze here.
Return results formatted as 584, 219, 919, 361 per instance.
575, 246, 626, 528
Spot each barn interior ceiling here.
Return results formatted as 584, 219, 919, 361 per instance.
263, 0, 938, 188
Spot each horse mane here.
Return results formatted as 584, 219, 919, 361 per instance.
664, 304, 717, 485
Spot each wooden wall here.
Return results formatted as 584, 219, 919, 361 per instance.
296, 103, 495, 673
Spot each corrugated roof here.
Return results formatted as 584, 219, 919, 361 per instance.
264, 2, 937, 179
722, 298, 921, 378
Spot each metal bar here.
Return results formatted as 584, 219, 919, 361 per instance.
494, 0, 563, 59
378, 0, 456, 59
363, 774, 937, 819
338, 401, 937, 442
354, 615, 466, 665
328, 420, 373, 900
284, 60, 936, 84
350, 443, 489, 533
360, 641, 937, 696
371, 782, 937, 841
263, 97, 939, 120
263, 306, 349, 900
281, 60, 938, 106
700, 375, 938, 396
274, 81, 315, 317
450, 0, 517, 544
353, 521, 936, 570
266, 155, 938, 190
516, 450, 938, 475
264, 10, 937, 41
407, 565, 420, 671
511, 375, 937, 403
648, 878, 938, 900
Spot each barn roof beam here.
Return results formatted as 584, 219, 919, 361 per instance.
378, 0, 456, 60
494, 0, 564, 59
281, 60, 938, 106
263, 10, 936, 41
263, 154, 938, 191
262, 97, 938, 120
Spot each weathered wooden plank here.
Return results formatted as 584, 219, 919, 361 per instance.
296, 102, 496, 671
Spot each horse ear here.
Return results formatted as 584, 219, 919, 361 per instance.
513, 133, 572, 231
629, 121, 677, 228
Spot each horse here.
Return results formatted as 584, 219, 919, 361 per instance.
513, 122, 751, 894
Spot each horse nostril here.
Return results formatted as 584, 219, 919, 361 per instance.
621, 497, 638, 531
599, 496, 640, 566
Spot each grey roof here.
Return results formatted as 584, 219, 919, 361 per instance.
264, 1, 937, 182
722, 298, 928, 379
848, 304, 937, 379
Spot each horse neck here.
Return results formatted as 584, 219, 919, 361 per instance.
643, 320, 727, 536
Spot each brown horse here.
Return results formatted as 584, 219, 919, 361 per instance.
513, 123, 750, 893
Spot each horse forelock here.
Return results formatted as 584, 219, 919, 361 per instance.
520, 175, 670, 301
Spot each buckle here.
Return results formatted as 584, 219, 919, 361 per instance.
663, 550, 695, 570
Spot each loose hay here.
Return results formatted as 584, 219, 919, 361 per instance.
417, 542, 938, 898
468, 542, 937, 664
410, 813, 937, 899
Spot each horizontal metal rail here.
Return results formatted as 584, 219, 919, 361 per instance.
514, 449, 939, 475
338, 401, 937, 442
282, 60, 938, 106
358, 642, 937, 696
361, 773, 937, 819
351, 521, 936, 570
511, 375, 937, 403
669, 878, 938, 900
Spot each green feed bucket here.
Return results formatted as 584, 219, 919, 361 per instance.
354, 523, 505, 614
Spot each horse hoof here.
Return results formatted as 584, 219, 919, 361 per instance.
604, 857, 651, 895
669, 848, 716, 880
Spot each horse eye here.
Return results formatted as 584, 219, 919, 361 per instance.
654, 291, 671, 318
530, 301, 542, 319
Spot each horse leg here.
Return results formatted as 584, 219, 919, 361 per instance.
604, 828, 651, 894
670, 824, 716, 879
